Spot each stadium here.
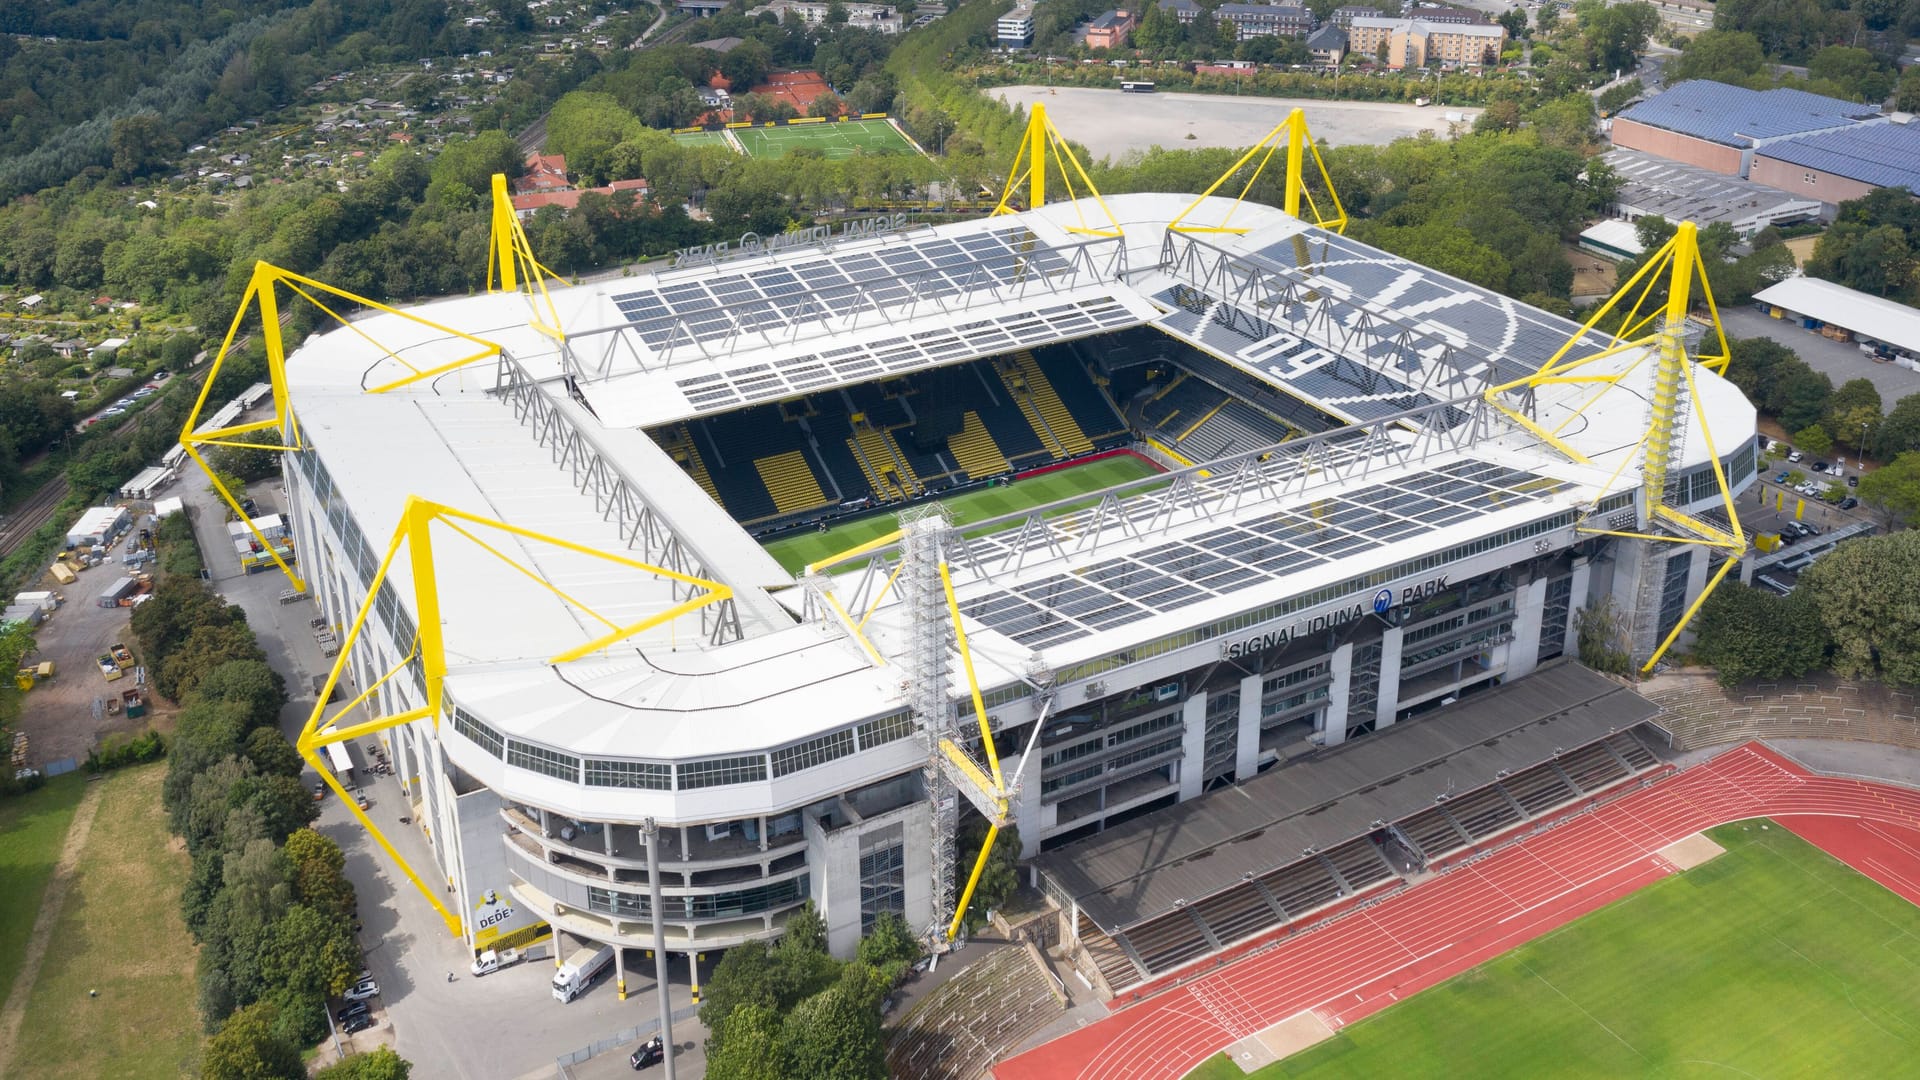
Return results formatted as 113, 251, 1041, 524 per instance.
230, 117, 1760, 1017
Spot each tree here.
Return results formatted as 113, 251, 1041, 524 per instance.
1806, 45, 1892, 103
783, 975, 886, 1080
1765, 360, 1833, 434
1875, 392, 1920, 459
160, 621, 268, 702
706, 1003, 789, 1080
201, 1001, 302, 1080
1898, 65, 1920, 113
722, 40, 774, 92
1792, 424, 1834, 457
315, 1048, 412, 1080
1665, 29, 1767, 86
193, 658, 288, 730
808, 90, 843, 120
1856, 450, 1920, 525
1575, 598, 1632, 675
1798, 530, 1920, 684
783, 901, 827, 954
1831, 404, 1881, 460
855, 911, 921, 973
1691, 583, 1827, 685
285, 828, 358, 919
953, 820, 1020, 933
424, 130, 523, 210
110, 112, 178, 179
243, 727, 303, 779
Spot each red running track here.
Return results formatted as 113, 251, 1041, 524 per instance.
996, 742, 1920, 1080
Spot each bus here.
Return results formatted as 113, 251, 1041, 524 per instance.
1120, 80, 1156, 93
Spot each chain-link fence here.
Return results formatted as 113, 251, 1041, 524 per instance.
554, 1003, 700, 1070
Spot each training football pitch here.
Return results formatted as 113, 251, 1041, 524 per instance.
761, 454, 1161, 573
670, 129, 735, 151
734, 118, 919, 160
1189, 821, 1920, 1079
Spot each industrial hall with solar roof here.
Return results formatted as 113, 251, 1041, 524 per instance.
229, 117, 1759, 1002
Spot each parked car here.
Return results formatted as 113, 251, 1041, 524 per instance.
343, 979, 379, 1002
313, 781, 326, 801
336, 1002, 371, 1024
1848, 475, 1859, 487
1840, 496, 1860, 510
99, 408, 125, 418
629, 1035, 665, 1070
1788, 450, 1803, 462
343, 1014, 376, 1035
1774, 470, 1791, 483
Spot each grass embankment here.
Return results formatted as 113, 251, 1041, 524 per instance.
9, 763, 199, 1079
0, 773, 89, 996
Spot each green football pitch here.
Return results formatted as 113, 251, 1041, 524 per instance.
761, 454, 1162, 573
670, 129, 735, 151
734, 118, 918, 160
1188, 821, 1920, 1079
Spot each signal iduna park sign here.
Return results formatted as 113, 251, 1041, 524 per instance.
1220, 575, 1449, 660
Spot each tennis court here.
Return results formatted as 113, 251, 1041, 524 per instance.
671, 129, 736, 151
734, 118, 920, 160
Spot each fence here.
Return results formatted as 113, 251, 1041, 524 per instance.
554, 1003, 700, 1070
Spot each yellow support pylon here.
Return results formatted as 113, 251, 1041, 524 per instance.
1167, 108, 1347, 234
1485, 222, 1745, 672
178, 262, 507, 591
296, 495, 734, 938
992, 103, 1124, 237
488, 173, 568, 341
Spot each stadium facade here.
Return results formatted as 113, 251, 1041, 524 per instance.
273, 190, 1754, 995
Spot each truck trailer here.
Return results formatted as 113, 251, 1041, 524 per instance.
551, 945, 613, 1003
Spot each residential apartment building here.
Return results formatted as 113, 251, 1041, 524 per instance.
1086, 8, 1137, 48
1216, 3, 1317, 39
998, 4, 1036, 46
1346, 16, 1504, 67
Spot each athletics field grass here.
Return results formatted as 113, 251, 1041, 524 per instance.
762, 454, 1162, 573
734, 118, 919, 160
1188, 820, 1920, 1079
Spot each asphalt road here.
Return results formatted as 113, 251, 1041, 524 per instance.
175, 474, 707, 1080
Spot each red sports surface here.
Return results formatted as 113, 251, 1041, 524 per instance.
995, 742, 1920, 1080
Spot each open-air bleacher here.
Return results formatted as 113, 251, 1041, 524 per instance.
1257, 854, 1345, 919
1437, 783, 1523, 840
1502, 761, 1580, 815
1177, 400, 1291, 460
1397, 803, 1471, 861
1556, 740, 1632, 792
1644, 674, 1920, 752
1323, 837, 1396, 893
885, 943, 1066, 1080
1120, 909, 1218, 974
1188, 883, 1281, 947
1076, 914, 1145, 990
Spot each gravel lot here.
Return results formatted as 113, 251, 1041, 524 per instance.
991, 85, 1480, 161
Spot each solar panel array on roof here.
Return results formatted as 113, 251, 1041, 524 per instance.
956, 457, 1575, 648
609, 226, 1077, 352
1756, 123, 1920, 191
1615, 80, 1881, 147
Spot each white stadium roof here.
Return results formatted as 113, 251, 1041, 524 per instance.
281, 192, 1754, 764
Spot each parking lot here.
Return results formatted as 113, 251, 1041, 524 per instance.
170, 473, 705, 1080
12, 512, 165, 770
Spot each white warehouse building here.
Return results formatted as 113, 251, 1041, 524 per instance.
272, 191, 1755, 998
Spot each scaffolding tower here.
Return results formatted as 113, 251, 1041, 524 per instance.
898, 505, 961, 942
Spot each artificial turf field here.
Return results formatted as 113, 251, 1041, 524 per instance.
1187, 820, 1920, 1080
761, 454, 1162, 572
669, 129, 735, 151
733, 118, 919, 160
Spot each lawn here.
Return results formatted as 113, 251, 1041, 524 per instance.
1189, 821, 1920, 1079
10, 762, 199, 1080
0, 772, 88, 999
762, 454, 1163, 573
734, 118, 919, 160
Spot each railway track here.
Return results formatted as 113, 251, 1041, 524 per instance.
0, 475, 71, 559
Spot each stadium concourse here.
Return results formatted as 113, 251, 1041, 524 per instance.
994, 742, 1920, 1080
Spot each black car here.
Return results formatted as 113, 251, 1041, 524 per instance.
1840, 496, 1860, 510
1810, 461, 1829, 473
1848, 475, 1859, 487
630, 1035, 665, 1070
342, 1013, 376, 1035
337, 1002, 370, 1024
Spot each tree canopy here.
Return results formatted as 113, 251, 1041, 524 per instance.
1797, 530, 1920, 685
1690, 583, 1828, 685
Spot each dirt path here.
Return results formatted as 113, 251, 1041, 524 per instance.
0, 779, 105, 1074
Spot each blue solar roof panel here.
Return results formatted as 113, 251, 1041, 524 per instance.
1617, 80, 1881, 147
1758, 123, 1920, 191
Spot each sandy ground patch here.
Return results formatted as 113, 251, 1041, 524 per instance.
1223, 1009, 1338, 1072
1658, 831, 1727, 871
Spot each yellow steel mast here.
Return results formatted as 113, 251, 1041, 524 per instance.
1483, 222, 1745, 671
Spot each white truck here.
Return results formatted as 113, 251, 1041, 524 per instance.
470, 947, 523, 977
551, 945, 614, 1003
